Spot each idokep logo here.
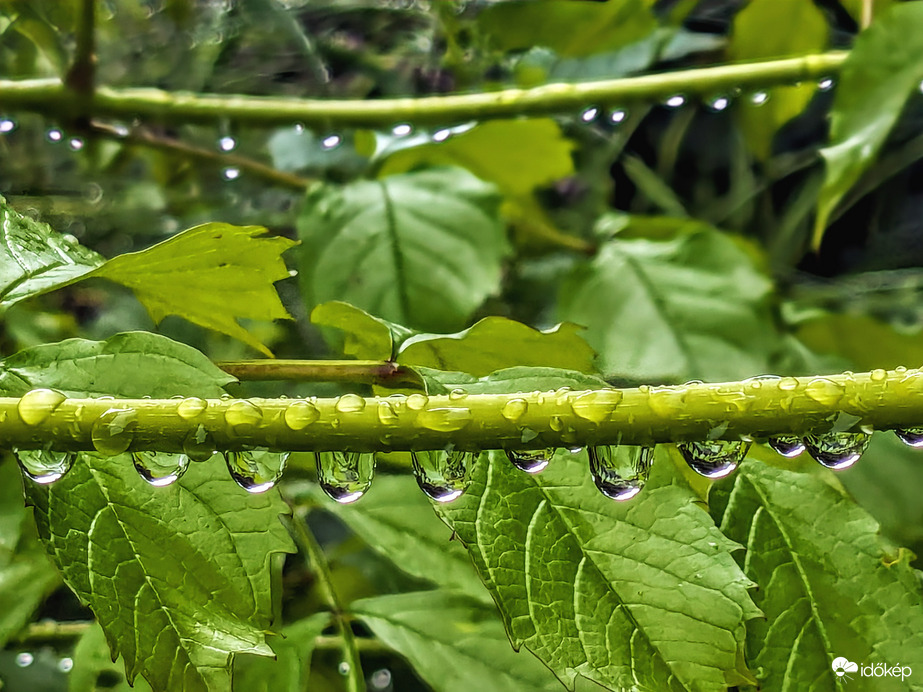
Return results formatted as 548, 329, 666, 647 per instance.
832, 656, 913, 682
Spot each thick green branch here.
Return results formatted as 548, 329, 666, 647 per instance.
0, 52, 847, 127
2, 368, 922, 453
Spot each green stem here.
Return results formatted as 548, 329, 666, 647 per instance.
64, 0, 96, 112
3, 368, 922, 452
216, 359, 425, 388
0, 52, 847, 127
290, 511, 364, 692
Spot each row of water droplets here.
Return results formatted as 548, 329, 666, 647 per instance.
8, 376, 921, 504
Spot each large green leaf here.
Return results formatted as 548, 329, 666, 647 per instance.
297, 167, 509, 332
89, 223, 296, 357
727, 0, 828, 160
398, 317, 596, 377
558, 220, 778, 382
438, 450, 759, 692
234, 613, 331, 692
814, 2, 923, 247
310, 300, 415, 361
0, 195, 103, 309
721, 461, 923, 691
353, 590, 566, 692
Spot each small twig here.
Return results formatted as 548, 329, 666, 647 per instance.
64, 0, 96, 110
15, 620, 92, 644
216, 359, 426, 389
314, 635, 390, 654
88, 121, 311, 191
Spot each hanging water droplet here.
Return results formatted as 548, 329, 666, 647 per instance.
68, 137, 84, 151
588, 445, 652, 501
322, 134, 342, 149
222, 167, 240, 180
225, 399, 263, 432
225, 450, 290, 493
218, 135, 237, 151
91, 408, 137, 456
768, 435, 805, 458
506, 449, 553, 474
18, 389, 67, 425
284, 400, 319, 430
338, 661, 351, 676
132, 451, 190, 486
315, 451, 375, 503
15, 652, 33, 667
58, 657, 73, 673
392, 123, 412, 136
708, 95, 730, 112
182, 426, 217, 462
610, 109, 627, 123
895, 427, 923, 447
571, 389, 622, 424
335, 393, 366, 413
818, 77, 834, 91
432, 128, 451, 142
803, 431, 869, 470
411, 450, 473, 503
664, 94, 686, 108
581, 106, 599, 121
47, 128, 63, 142
750, 91, 769, 105
370, 668, 392, 690
0, 118, 16, 133
677, 440, 749, 479
16, 450, 75, 484
501, 398, 528, 422
176, 397, 207, 420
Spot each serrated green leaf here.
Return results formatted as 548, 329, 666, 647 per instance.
437, 450, 759, 692
353, 590, 566, 692
69, 621, 154, 692
727, 0, 828, 160
558, 220, 778, 382
88, 223, 296, 357
234, 613, 331, 692
296, 167, 509, 332
397, 317, 596, 377
318, 475, 488, 601
814, 2, 923, 248
310, 301, 415, 360
720, 461, 923, 691
0, 195, 103, 309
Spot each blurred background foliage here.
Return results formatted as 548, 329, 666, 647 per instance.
3, 0, 923, 690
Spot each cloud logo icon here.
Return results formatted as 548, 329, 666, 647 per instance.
832, 657, 859, 678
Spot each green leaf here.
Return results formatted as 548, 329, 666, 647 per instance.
814, 2, 923, 248
558, 220, 778, 382
727, 0, 828, 160
720, 461, 923, 691
353, 590, 566, 692
795, 313, 923, 372
69, 621, 154, 692
438, 450, 759, 692
374, 119, 575, 198
478, 0, 657, 58
319, 475, 488, 601
234, 613, 331, 692
421, 365, 610, 395
310, 301, 415, 361
88, 223, 296, 357
397, 317, 596, 377
0, 195, 103, 309
297, 167, 510, 332
621, 155, 688, 217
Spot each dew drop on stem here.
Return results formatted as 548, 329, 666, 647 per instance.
411, 450, 473, 503
768, 435, 805, 458
91, 408, 137, 456
677, 439, 749, 479
895, 427, 923, 447
15, 450, 75, 484
17, 388, 67, 426
225, 450, 290, 493
803, 431, 869, 470
506, 449, 553, 474
0, 118, 15, 133
132, 451, 190, 487
224, 399, 263, 433
588, 445, 652, 501
284, 400, 319, 430
182, 426, 217, 462
176, 397, 207, 421
315, 451, 375, 504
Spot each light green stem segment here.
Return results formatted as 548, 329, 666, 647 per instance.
0, 52, 846, 127
2, 368, 921, 452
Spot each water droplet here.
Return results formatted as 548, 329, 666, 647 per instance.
895, 427, 923, 447
588, 445, 652, 501
818, 77, 834, 91
176, 397, 207, 420
804, 378, 844, 406
610, 109, 627, 123
677, 440, 749, 479
16, 450, 75, 484
506, 449, 552, 474
370, 668, 392, 690
501, 398, 528, 422
338, 661, 351, 676
415, 407, 472, 432
768, 435, 805, 458
47, 128, 63, 142
571, 389, 622, 423
448, 388, 467, 401
222, 166, 240, 180
406, 393, 428, 411
708, 95, 730, 111
896, 365, 908, 374
18, 389, 67, 425
16, 652, 33, 667
322, 134, 342, 149
777, 377, 799, 391
218, 135, 237, 151
132, 451, 190, 486
225, 450, 290, 492
283, 400, 319, 430
870, 368, 887, 381
803, 431, 869, 470
411, 450, 473, 503
182, 426, 217, 462
68, 137, 84, 151
581, 106, 599, 121
0, 118, 16, 133
392, 123, 412, 136
549, 415, 565, 431
665, 94, 686, 108
225, 400, 263, 432
432, 128, 451, 142
58, 657, 73, 673
750, 91, 769, 105
91, 408, 137, 456
335, 393, 366, 413
315, 451, 375, 503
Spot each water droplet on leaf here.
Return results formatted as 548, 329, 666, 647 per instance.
225, 450, 290, 492
803, 431, 869, 470
506, 449, 553, 474
677, 440, 749, 479
132, 451, 190, 486
588, 445, 652, 501
18, 389, 66, 425
412, 450, 473, 503
16, 450, 75, 484
768, 435, 805, 458
91, 408, 137, 456
315, 451, 375, 503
